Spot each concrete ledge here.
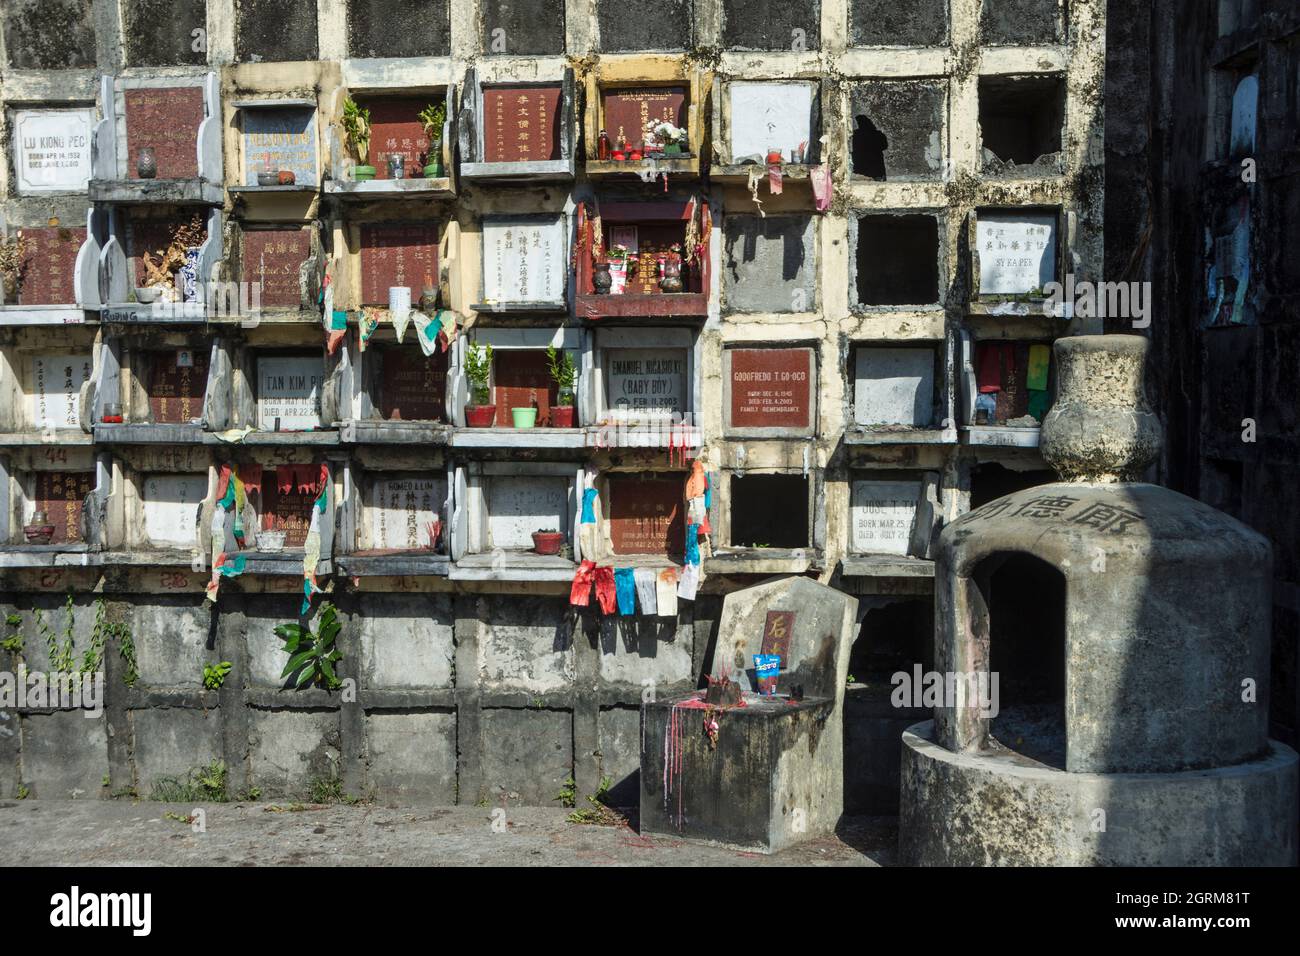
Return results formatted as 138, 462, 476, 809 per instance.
323, 178, 453, 197
340, 420, 451, 444
89, 178, 223, 205
0, 307, 89, 325
460, 161, 573, 182
94, 423, 204, 444
840, 555, 935, 578
845, 427, 957, 446
899, 721, 1300, 866
449, 553, 575, 581
450, 428, 586, 449
961, 425, 1042, 448
0, 548, 100, 568
206, 431, 340, 446
0, 431, 92, 446
705, 548, 824, 575
336, 553, 450, 577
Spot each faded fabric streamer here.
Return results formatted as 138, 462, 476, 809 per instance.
615, 568, 637, 616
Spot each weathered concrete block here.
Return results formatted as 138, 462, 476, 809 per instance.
2, 0, 96, 70
236, 0, 318, 62
598, 705, 641, 806
20, 710, 107, 798
481, 0, 565, 55
247, 626, 291, 688
842, 683, 927, 814
8, 598, 97, 675
980, 0, 1064, 46
358, 594, 453, 689
0, 710, 20, 798
480, 707, 572, 805
722, 0, 820, 51
478, 596, 573, 693
123, 0, 207, 66
596, 621, 692, 687
598, 0, 690, 51
247, 708, 340, 798
722, 216, 817, 313
349, 0, 450, 58
850, 81, 945, 180
363, 710, 456, 803
850, 0, 948, 46
132, 598, 212, 688
131, 707, 222, 796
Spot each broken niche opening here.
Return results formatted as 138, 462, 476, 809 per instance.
855, 214, 940, 307
978, 75, 1065, 171
729, 474, 808, 548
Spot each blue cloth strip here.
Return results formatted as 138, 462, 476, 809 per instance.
581, 487, 599, 524
685, 523, 700, 565
614, 568, 637, 615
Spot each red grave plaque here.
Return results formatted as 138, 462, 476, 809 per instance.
380, 347, 448, 421
33, 471, 94, 545
124, 87, 204, 180
760, 610, 796, 666
365, 97, 433, 179
729, 348, 812, 429
608, 476, 685, 556
493, 351, 558, 426
261, 474, 317, 548
242, 228, 310, 309
359, 223, 439, 305
147, 349, 209, 423
483, 84, 562, 164
601, 86, 687, 150
17, 227, 85, 305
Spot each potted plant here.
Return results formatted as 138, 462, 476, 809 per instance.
646, 121, 687, 156
464, 341, 495, 427
531, 528, 564, 556
342, 98, 374, 181
419, 102, 447, 178
546, 344, 577, 428
511, 390, 538, 429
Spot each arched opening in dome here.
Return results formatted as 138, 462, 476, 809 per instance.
972, 551, 1067, 768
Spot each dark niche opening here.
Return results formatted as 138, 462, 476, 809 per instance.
978, 75, 1066, 167
729, 474, 808, 548
855, 214, 940, 306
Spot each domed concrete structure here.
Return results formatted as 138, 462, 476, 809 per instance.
900, 335, 1298, 866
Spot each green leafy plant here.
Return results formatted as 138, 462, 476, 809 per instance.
419, 101, 447, 143
36, 595, 76, 674
546, 345, 577, 405
554, 775, 577, 809
202, 661, 232, 690
151, 759, 228, 803
275, 602, 343, 690
464, 341, 494, 406
1, 613, 22, 655
341, 98, 372, 165
15, 784, 30, 800
567, 776, 624, 826
93, 596, 137, 686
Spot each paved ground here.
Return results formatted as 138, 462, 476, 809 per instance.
0, 800, 895, 866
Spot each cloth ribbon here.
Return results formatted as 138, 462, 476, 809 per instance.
811, 164, 833, 212
614, 568, 637, 616
634, 568, 658, 615
569, 560, 596, 606
594, 566, 617, 615
656, 569, 679, 618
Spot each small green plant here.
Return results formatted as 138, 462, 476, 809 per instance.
1, 613, 22, 655
202, 661, 232, 690
38, 594, 76, 673
237, 785, 262, 802
275, 602, 343, 690
110, 786, 139, 800
151, 759, 228, 803
16, 784, 30, 800
341, 98, 371, 165
554, 776, 577, 809
465, 341, 494, 406
419, 101, 447, 143
567, 776, 623, 826
93, 597, 137, 686
546, 344, 577, 406
163, 811, 195, 824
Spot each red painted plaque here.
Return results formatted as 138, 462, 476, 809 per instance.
261, 474, 316, 548
729, 348, 812, 429
242, 228, 310, 309
124, 87, 204, 180
365, 96, 433, 179
483, 84, 562, 164
147, 349, 209, 424
359, 223, 439, 305
380, 347, 448, 421
607, 476, 684, 556
601, 86, 687, 150
17, 227, 85, 305
33, 471, 94, 545
493, 350, 557, 426
760, 610, 796, 666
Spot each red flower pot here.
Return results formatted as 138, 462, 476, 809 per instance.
532, 531, 564, 556
551, 405, 576, 428
465, 405, 496, 427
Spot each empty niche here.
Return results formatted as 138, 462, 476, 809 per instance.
849, 0, 948, 46
481, 0, 566, 55
854, 214, 940, 307
236, 0, 319, 62
348, 0, 451, 58
722, 215, 815, 313
979, 75, 1066, 172
969, 462, 1055, 508
722, 0, 821, 51
853, 346, 937, 427
730, 474, 808, 548
597, 0, 692, 51
123, 0, 208, 67
847, 598, 934, 681
850, 81, 945, 181
979, 0, 1066, 46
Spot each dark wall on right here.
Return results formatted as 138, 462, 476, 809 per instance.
1107, 0, 1300, 751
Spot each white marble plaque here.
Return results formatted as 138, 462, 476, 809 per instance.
30, 353, 92, 429
854, 347, 935, 426
850, 480, 920, 555
143, 474, 206, 547
12, 109, 95, 194
482, 217, 565, 305
729, 82, 814, 160
371, 477, 444, 550
977, 212, 1057, 295
486, 476, 567, 550
257, 355, 323, 430
607, 349, 686, 421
